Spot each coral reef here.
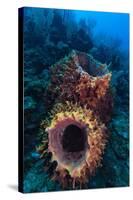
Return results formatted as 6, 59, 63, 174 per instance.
70, 28, 93, 52
23, 8, 129, 192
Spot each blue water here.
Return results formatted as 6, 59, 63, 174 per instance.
24, 7, 129, 50
75, 10, 129, 50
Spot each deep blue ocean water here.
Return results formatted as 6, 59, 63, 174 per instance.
24, 7, 129, 50
75, 10, 129, 50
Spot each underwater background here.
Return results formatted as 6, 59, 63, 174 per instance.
22, 7, 129, 192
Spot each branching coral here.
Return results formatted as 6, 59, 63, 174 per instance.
38, 102, 108, 189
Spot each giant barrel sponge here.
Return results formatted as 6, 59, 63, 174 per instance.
37, 50, 113, 189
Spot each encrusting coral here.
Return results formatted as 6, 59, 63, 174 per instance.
37, 50, 113, 189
